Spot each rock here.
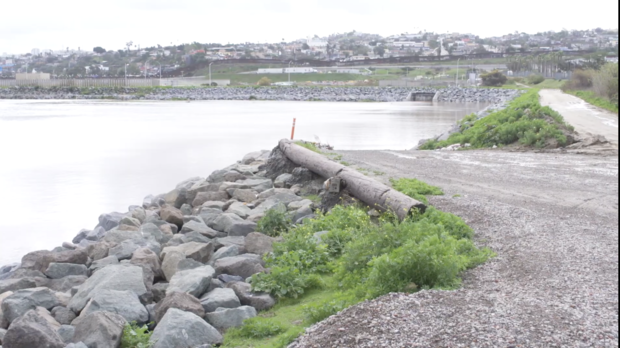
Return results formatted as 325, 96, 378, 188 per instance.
236, 178, 273, 193
131, 207, 146, 223
108, 239, 142, 260
102, 230, 142, 244
85, 241, 116, 261
176, 258, 204, 273
72, 311, 126, 348
186, 180, 222, 203
167, 265, 215, 298
200, 201, 225, 210
149, 308, 222, 348
2, 309, 65, 348
0, 291, 13, 328
225, 202, 252, 219
257, 188, 291, 200
50, 307, 75, 325
224, 171, 246, 182
206, 278, 223, 293
180, 203, 193, 216
212, 213, 257, 236
153, 291, 205, 323
68, 264, 148, 313
205, 306, 257, 330
0, 327, 4, 343
274, 173, 294, 188
130, 248, 162, 279
119, 216, 141, 228
200, 288, 241, 313
214, 236, 245, 250
61, 242, 76, 250
71, 229, 90, 245
44, 263, 88, 279
214, 256, 265, 279
88, 255, 119, 274
54, 293, 71, 307
0, 279, 36, 294
117, 224, 139, 232
242, 151, 264, 164
287, 199, 313, 211
57, 324, 74, 343
231, 189, 258, 203
160, 251, 186, 282
159, 223, 175, 236
159, 206, 184, 229
65, 343, 88, 348
217, 275, 245, 284
146, 303, 156, 323
79, 289, 149, 324
208, 245, 240, 266
179, 231, 213, 244
1, 287, 61, 324
98, 212, 125, 231
226, 282, 276, 311
294, 205, 314, 222
180, 220, 219, 238
140, 223, 169, 244
46, 276, 87, 293
244, 233, 275, 255
193, 191, 230, 206
248, 192, 302, 220
161, 242, 214, 264
151, 283, 168, 303
21, 249, 88, 273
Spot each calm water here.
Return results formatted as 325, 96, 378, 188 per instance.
0, 100, 487, 265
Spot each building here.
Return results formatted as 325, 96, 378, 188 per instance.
16, 72, 50, 80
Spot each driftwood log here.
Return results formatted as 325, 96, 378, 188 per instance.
278, 139, 426, 220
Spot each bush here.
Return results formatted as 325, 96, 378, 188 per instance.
481, 70, 507, 86
257, 77, 272, 86
225, 317, 287, 339
564, 69, 593, 90
303, 296, 356, 324
592, 63, 618, 103
389, 178, 443, 204
527, 74, 545, 85
121, 322, 153, 348
257, 208, 292, 237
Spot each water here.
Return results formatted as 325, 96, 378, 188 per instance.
0, 100, 487, 265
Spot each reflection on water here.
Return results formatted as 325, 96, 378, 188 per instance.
0, 100, 488, 265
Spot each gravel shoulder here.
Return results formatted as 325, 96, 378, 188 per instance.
291, 150, 618, 348
540, 89, 619, 147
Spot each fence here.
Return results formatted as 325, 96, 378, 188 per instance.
0, 78, 160, 87
508, 71, 572, 80
379, 79, 454, 87
159, 78, 231, 87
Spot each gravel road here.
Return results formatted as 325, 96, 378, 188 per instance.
540, 89, 619, 147
291, 150, 618, 348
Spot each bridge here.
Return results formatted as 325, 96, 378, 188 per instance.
406, 91, 437, 101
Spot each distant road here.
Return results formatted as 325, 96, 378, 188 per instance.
539, 89, 618, 146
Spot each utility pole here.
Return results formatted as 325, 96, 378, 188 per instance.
209, 61, 213, 86
288, 61, 292, 83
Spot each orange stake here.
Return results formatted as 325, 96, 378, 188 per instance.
291, 118, 296, 140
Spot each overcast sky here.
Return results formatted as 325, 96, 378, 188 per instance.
1, 0, 618, 54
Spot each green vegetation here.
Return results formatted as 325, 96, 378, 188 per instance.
526, 74, 545, 85
256, 209, 293, 237
533, 79, 566, 89
390, 178, 444, 204
562, 63, 618, 113
420, 89, 574, 150
121, 322, 153, 348
257, 77, 272, 86
226, 179, 493, 346
480, 70, 507, 87
566, 90, 618, 114
372, 170, 385, 176
339, 161, 351, 166
294, 141, 321, 153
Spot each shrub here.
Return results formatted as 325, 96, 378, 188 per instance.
251, 262, 325, 298
257, 208, 292, 237
527, 74, 545, 85
481, 70, 507, 86
225, 317, 287, 339
592, 63, 618, 103
564, 69, 593, 90
121, 322, 153, 348
303, 296, 356, 324
257, 77, 272, 86
390, 178, 443, 204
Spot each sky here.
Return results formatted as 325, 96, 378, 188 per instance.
1, 0, 618, 54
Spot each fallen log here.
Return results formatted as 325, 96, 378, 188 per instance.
278, 139, 426, 220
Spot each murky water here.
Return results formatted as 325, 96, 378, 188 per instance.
0, 100, 488, 265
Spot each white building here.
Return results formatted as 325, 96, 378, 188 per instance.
307, 38, 328, 48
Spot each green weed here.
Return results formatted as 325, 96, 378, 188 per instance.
294, 141, 322, 153
256, 209, 292, 237
390, 178, 444, 204
121, 322, 153, 348
225, 317, 287, 339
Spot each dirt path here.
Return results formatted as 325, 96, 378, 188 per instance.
539, 89, 618, 146
292, 150, 618, 348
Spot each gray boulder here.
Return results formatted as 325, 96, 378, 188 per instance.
65, 343, 88, 348
50, 306, 75, 325
140, 223, 169, 244
205, 306, 257, 330
227, 281, 276, 311
193, 191, 229, 206
1, 287, 60, 324
88, 255, 119, 275
244, 232, 275, 255
167, 265, 215, 298
98, 212, 125, 231
200, 201, 225, 210
294, 205, 314, 222
214, 236, 245, 250
46, 276, 87, 293
130, 247, 162, 279
102, 230, 142, 244
79, 289, 148, 324
159, 206, 184, 229
186, 180, 222, 203
200, 288, 241, 313
160, 250, 186, 282
149, 308, 222, 348
71, 229, 90, 245
72, 311, 126, 348
287, 199, 313, 211
68, 264, 148, 313
44, 263, 88, 279
226, 202, 252, 219
57, 324, 74, 343
212, 213, 257, 236
85, 241, 116, 261
2, 309, 65, 348
151, 283, 168, 303
214, 256, 265, 279
119, 216, 141, 228
108, 239, 142, 261
180, 220, 218, 238
161, 242, 214, 264
153, 291, 205, 323
131, 207, 146, 223
85, 226, 106, 242
231, 189, 258, 203
274, 173, 294, 188
0, 278, 37, 294
21, 249, 88, 273
207, 245, 240, 266
236, 178, 273, 193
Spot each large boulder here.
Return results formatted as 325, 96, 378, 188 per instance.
57, 324, 75, 343
2, 309, 65, 348
44, 263, 88, 279
200, 288, 241, 313
214, 256, 265, 279
46, 276, 87, 293
186, 180, 222, 203
21, 249, 88, 273
130, 248, 162, 279
231, 189, 258, 203
160, 251, 186, 282
161, 242, 214, 264
72, 311, 126, 348
192, 191, 229, 206
214, 236, 245, 250
1, 288, 60, 324
244, 233, 275, 255
226, 202, 252, 219
212, 213, 257, 236
179, 220, 218, 238
236, 178, 273, 193
0, 278, 37, 294
226, 281, 276, 311
205, 306, 257, 330
207, 245, 240, 266
102, 230, 142, 244
85, 241, 116, 261
119, 216, 141, 228
274, 173, 294, 188
159, 206, 184, 229
153, 292, 204, 324
88, 256, 119, 275
98, 212, 125, 231
140, 223, 170, 244
79, 289, 148, 324
149, 308, 222, 348
167, 266, 215, 298
0, 291, 14, 329
68, 264, 148, 313
50, 306, 76, 325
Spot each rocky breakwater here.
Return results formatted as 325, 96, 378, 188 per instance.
0, 86, 521, 103
0, 148, 327, 348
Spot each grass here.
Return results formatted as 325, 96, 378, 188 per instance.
294, 141, 322, 153
419, 89, 574, 150
339, 161, 351, 166
533, 79, 566, 89
565, 90, 619, 114
390, 178, 444, 204
206, 72, 379, 85
121, 322, 153, 348
373, 170, 385, 176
